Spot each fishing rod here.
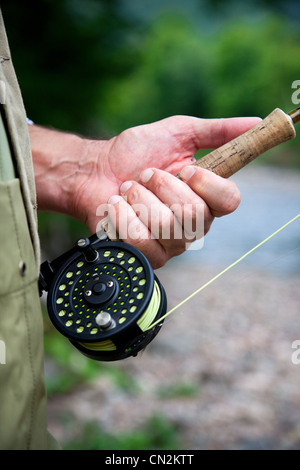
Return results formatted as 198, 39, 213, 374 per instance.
39, 107, 300, 362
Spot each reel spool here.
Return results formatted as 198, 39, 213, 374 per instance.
39, 233, 167, 361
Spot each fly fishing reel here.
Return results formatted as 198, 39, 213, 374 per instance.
39, 232, 167, 361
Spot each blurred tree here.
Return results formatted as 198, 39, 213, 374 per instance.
2, 1, 299, 137
1, 0, 145, 253
209, 16, 300, 119
98, 13, 300, 135
1, 0, 142, 135
97, 16, 213, 133
202, 0, 300, 21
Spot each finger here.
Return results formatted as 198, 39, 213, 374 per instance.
137, 168, 214, 239
158, 115, 261, 155
106, 195, 169, 269
119, 180, 188, 251
179, 165, 241, 217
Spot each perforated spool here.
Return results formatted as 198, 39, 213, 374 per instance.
46, 240, 166, 360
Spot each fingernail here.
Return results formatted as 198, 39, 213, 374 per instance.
120, 181, 132, 194
108, 195, 122, 205
140, 168, 154, 184
180, 166, 196, 181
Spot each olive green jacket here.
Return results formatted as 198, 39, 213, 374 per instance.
0, 10, 58, 450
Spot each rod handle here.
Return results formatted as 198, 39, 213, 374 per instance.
178, 108, 296, 179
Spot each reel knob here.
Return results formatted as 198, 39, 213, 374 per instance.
95, 312, 115, 330
76, 237, 99, 262
83, 273, 118, 305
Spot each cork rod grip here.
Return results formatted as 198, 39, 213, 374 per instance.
180, 108, 296, 179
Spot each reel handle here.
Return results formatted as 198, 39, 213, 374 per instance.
178, 108, 296, 179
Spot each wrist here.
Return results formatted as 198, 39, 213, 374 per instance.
29, 125, 109, 218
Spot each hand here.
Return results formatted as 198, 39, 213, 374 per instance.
73, 115, 260, 268
31, 115, 260, 268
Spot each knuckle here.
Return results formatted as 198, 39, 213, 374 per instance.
183, 202, 206, 239
221, 181, 241, 214
203, 212, 214, 236
125, 182, 141, 205
127, 222, 149, 244
151, 170, 166, 193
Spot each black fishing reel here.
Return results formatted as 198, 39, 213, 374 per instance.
39, 231, 167, 361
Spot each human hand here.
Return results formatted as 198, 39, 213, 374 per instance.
72, 115, 260, 268
31, 115, 260, 268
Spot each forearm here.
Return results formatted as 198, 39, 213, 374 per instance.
28, 125, 106, 217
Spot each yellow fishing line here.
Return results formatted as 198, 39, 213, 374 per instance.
146, 213, 300, 330
79, 339, 117, 351
137, 280, 161, 331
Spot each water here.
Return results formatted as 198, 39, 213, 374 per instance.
170, 165, 300, 275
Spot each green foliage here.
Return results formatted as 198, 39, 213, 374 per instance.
98, 12, 300, 166
99, 13, 300, 134
38, 212, 90, 260
44, 314, 140, 396
2, 0, 141, 135
158, 381, 199, 399
3, 1, 300, 145
65, 414, 180, 450
98, 16, 213, 132
209, 16, 300, 119
2, 1, 299, 172
44, 327, 101, 395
